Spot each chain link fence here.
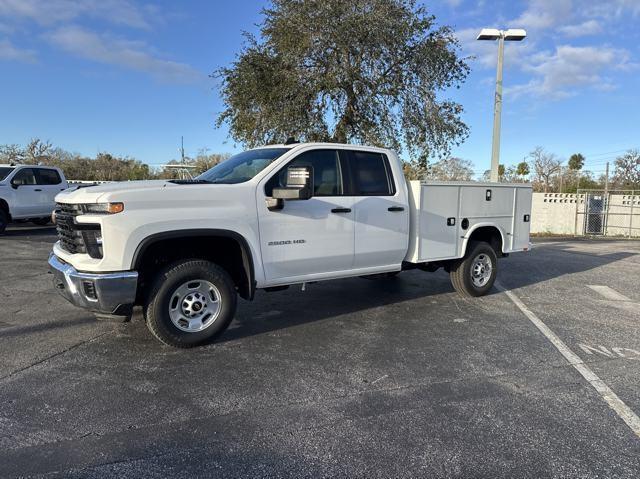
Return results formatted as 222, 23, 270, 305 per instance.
575, 190, 639, 237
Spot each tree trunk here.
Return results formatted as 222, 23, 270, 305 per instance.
332, 87, 357, 143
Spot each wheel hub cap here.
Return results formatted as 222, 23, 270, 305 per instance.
169, 280, 222, 332
470, 254, 493, 288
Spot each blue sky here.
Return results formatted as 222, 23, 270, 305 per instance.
1, 0, 638, 176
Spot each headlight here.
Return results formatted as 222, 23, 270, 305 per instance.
81, 202, 124, 215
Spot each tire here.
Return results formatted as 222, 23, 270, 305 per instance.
450, 241, 498, 297
32, 217, 51, 226
0, 210, 7, 235
144, 260, 237, 348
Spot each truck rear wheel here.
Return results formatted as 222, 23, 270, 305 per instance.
144, 260, 237, 348
450, 241, 497, 297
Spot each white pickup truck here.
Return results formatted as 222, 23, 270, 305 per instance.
0, 164, 69, 234
49, 143, 532, 348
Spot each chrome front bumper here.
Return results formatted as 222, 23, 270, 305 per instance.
48, 254, 138, 317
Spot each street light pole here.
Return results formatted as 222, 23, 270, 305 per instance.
477, 28, 526, 183
490, 34, 504, 183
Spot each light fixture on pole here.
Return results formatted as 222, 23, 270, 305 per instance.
477, 28, 526, 182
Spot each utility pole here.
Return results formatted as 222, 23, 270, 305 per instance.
604, 161, 610, 236
476, 28, 526, 183
490, 35, 504, 183
180, 136, 185, 164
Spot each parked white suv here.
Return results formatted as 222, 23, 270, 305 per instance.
0, 164, 69, 234
49, 143, 532, 348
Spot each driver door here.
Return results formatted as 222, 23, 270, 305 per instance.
10, 168, 41, 217
257, 149, 355, 284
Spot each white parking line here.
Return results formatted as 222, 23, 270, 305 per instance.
496, 282, 640, 439
587, 285, 633, 302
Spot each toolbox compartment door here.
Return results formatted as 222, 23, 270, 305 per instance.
417, 185, 460, 260
512, 187, 533, 251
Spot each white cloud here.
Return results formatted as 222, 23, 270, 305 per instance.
559, 19, 603, 37
0, 38, 36, 62
444, 0, 463, 7
47, 26, 202, 84
455, 0, 639, 101
511, 0, 573, 31
582, 0, 640, 19
507, 45, 635, 99
0, 1, 196, 83
0, 0, 158, 29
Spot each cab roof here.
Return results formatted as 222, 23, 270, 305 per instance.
257, 142, 392, 154
0, 164, 54, 168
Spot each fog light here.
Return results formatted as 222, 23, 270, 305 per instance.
82, 281, 97, 300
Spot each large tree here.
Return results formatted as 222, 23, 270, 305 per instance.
427, 157, 473, 181
516, 161, 530, 179
216, 0, 470, 168
613, 149, 640, 188
568, 153, 585, 171
498, 164, 506, 180
25, 138, 53, 164
0, 144, 25, 164
530, 146, 562, 192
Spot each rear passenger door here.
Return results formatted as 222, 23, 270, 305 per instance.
35, 168, 65, 215
347, 150, 409, 269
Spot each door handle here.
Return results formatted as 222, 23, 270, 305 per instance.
34, 189, 42, 192
388, 206, 404, 212
331, 208, 351, 213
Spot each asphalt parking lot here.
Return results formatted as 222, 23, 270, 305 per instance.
1, 225, 639, 478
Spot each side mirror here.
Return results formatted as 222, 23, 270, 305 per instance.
10, 181, 19, 189
272, 165, 314, 201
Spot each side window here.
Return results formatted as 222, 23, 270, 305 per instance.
11, 168, 37, 186
349, 151, 395, 196
36, 169, 62, 185
265, 149, 343, 197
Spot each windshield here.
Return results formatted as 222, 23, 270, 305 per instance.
0, 167, 14, 181
197, 148, 289, 184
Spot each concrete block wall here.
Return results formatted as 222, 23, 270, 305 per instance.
531, 193, 578, 235
531, 192, 640, 237
606, 194, 640, 237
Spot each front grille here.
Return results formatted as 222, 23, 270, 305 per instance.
55, 203, 101, 257
58, 203, 82, 215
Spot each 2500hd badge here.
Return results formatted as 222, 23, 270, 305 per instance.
268, 239, 306, 246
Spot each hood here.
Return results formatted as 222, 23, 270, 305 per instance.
56, 180, 178, 204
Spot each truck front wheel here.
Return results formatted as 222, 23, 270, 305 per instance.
449, 241, 497, 297
144, 260, 237, 348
